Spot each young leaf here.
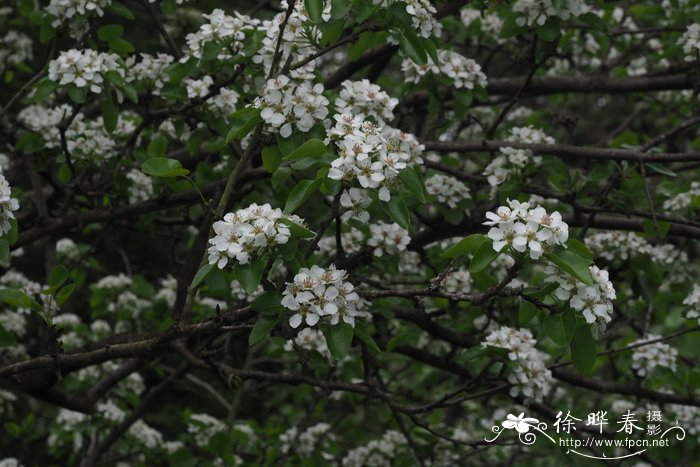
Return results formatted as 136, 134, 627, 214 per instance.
304, 0, 324, 23
141, 158, 190, 178
56, 283, 76, 306
381, 197, 411, 231
49, 265, 69, 288
249, 316, 279, 346
397, 30, 427, 65
278, 217, 316, 238
191, 263, 214, 288
97, 24, 124, 41
226, 108, 261, 142
441, 234, 487, 258
320, 322, 354, 360
570, 324, 597, 373
284, 139, 326, 160
543, 310, 577, 346
354, 325, 381, 354
262, 146, 282, 173
470, 241, 502, 273
101, 98, 118, 133
234, 257, 266, 293
251, 292, 285, 315
147, 135, 167, 158
518, 301, 538, 325
545, 249, 593, 285
284, 179, 322, 213
398, 167, 426, 203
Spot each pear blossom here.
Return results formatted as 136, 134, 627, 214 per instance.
282, 265, 364, 328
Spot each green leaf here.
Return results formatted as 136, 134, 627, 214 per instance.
470, 241, 503, 273
107, 2, 135, 19
579, 12, 606, 31
233, 257, 266, 293
0, 238, 8, 265
249, 315, 279, 345
202, 41, 222, 61
382, 197, 411, 231
518, 301, 538, 325
304, 0, 324, 23
0, 289, 42, 313
284, 179, 322, 213
147, 135, 167, 158
101, 98, 118, 133
543, 310, 577, 346
68, 86, 87, 104
58, 164, 73, 184
570, 324, 597, 373
49, 265, 69, 288
104, 70, 126, 88
262, 146, 282, 173
142, 158, 190, 178
441, 234, 487, 258
386, 333, 408, 352
354, 325, 381, 353
398, 167, 426, 203
320, 322, 354, 360
278, 218, 316, 239
121, 84, 138, 103
566, 238, 593, 262
226, 108, 261, 142
284, 139, 326, 160
191, 263, 214, 288
97, 24, 124, 41
32, 79, 57, 102
250, 292, 284, 315
7, 219, 18, 246
109, 38, 135, 54
536, 18, 561, 42
545, 249, 594, 286
642, 219, 670, 237
397, 30, 427, 65
56, 283, 76, 306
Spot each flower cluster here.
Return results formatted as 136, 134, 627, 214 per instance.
47, 49, 125, 94
184, 75, 213, 99
461, 7, 504, 41
586, 231, 688, 269
0, 31, 32, 67
342, 431, 407, 467
126, 169, 154, 204
425, 174, 471, 208
187, 413, 227, 447
254, 75, 329, 138
281, 264, 363, 328
327, 114, 423, 201
367, 222, 411, 257
207, 203, 303, 268
253, 0, 328, 80
0, 172, 19, 237
284, 327, 331, 359
183, 8, 259, 61
679, 24, 700, 61
512, 0, 589, 27
402, 50, 488, 90
279, 423, 334, 456
45, 0, 110, 27
545, 265, 616, 327
335, 80, 398, 124
482, 326, 553, 400
683, 284, 700, 323
663, 181, 700, 211
483, 126, 554, 188
630, 335, 678, 377
484, 199, 569, 259
126, 53, 174, 93
442, 269, 473, 294
340, 188, 372, 223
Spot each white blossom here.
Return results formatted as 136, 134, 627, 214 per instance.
282, 264, 363, 328
207, 203, 304, 268
335, 80, 397, 124
48, 49, 125, 94
679, 24, 700, 61
425, 174, 471, 208
513, 0, 589, 28
630, 335, 677, 377
482, 326, 553, 400
367, 222, 410, 257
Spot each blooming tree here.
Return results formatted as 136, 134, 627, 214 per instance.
0, 0, 700, 465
